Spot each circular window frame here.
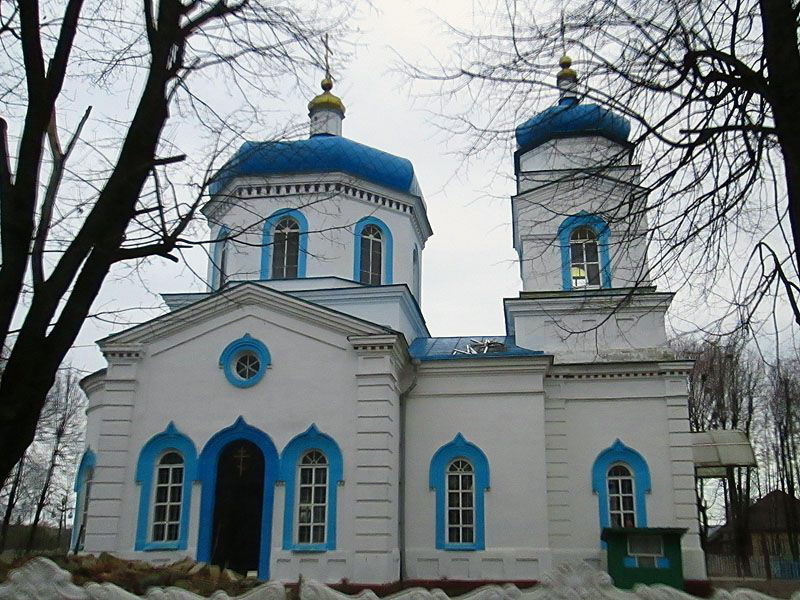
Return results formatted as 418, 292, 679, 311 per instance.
219, 334, 271, 388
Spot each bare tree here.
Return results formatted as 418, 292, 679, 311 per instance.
410, 0, 800, 333
25, 368, 85, 551
0, 1, 345, 483
678, 333, 762, 574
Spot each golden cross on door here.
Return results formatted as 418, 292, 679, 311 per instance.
234, 446, 250, 476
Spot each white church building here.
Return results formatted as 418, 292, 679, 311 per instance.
75, 59, 706, 585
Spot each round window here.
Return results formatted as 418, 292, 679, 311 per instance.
234, 352, 261, 380
218, 334, 271, 388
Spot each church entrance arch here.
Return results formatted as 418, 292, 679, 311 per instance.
197, 417, 279, 579
212, 440, 264, 574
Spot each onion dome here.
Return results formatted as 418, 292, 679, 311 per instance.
209, 136, 422, 198
308, 76, 345, 116
514, 56, 631, 154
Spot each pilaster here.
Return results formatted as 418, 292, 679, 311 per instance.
348, 334, 407, 582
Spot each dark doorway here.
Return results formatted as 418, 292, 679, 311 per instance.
211, 439, 264, 574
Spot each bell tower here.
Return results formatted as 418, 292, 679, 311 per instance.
505, 58, 673, 362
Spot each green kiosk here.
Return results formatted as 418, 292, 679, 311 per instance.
602, 527, 688, 590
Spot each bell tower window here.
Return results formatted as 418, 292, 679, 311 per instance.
570, 227, 600, 288
272, 217, 301, 279
360, 225, 383, 285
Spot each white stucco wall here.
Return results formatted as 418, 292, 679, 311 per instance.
205, 174, 430, 303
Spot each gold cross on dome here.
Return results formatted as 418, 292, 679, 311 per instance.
323, 33, 331, 79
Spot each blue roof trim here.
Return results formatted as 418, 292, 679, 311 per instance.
515, 98, 631, 155
409, 336, 544, 361
210, 136, 421, 197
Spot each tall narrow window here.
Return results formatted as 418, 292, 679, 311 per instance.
359, 225, 383, 285
446, 459, 475, 545
607, 464, 636, 527
219, 240, 231, 288
570, 227, 600, 288
76, 467, 93, 551
272, 217, 300, 279
152, 452, 184, 542
297, 450, 328, 545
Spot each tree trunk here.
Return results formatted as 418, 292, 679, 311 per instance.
760, 0, 800, 325
26, 444, 57, 552
0, 456, 24, 551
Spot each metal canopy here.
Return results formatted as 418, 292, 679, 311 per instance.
692, 430, 757, 478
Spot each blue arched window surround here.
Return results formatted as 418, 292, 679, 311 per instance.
197, 417, 280, 580
429, 433, 490, 551
70, 448, 96, 551
134, 423, 198, 551
592, 439, 651, 537
280, 424, 344, 552
211, 225, 231, 291
558, 213, 612, 290
219, 334, 271, 388
260, 209, 309, 280
353, 216, 393, 285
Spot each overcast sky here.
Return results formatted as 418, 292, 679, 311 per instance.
62, 0, 793, 375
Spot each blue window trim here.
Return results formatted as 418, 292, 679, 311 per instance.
353, 216, 393, 284
197, 416, 280, 580
279, 424, 344, 552
592, 438, 651, 542
218, 334, 271, 388
429, 433, 490, 551
211, 225, 231, 291
623, 556, 670, 569
70, 448, 96, 550
558, 212, 612, 290
134, 422, 198, 551
260, 209, 309, 280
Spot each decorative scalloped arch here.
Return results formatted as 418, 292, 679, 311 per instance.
133, 423, 198, 551
429, 433, 490, 550
279, 424, 344, 551
197, 417, 279, 579
591, 438, 651, 536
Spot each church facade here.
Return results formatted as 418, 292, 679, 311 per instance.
74, 61, 706, 584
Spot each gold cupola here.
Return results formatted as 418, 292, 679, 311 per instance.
308, 75, 345, 137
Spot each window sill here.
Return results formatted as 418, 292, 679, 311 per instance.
289, 544, 330, 553
138, 541, 185, 552
440, 544, 482, 552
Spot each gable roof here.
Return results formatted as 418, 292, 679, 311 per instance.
99, 281, 395, 348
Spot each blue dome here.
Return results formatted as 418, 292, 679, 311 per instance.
515, 98, 631, 153
210, 135, 421, 197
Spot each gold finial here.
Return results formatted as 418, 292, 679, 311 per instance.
558, 54, 576, 79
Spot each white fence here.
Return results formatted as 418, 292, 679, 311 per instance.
1, 557, 798, 600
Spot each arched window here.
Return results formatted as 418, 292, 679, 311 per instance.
261, 209, 308, 280
272, 217, 300, 279
71, 448, 96, 552
607, 464, 636, 527
558, 214, 612, 290
297, 450, 328, 545
219, 239, 231, 288
429, 433, 490, 550
135, 423, 197, 551
570, 227, 600, 288
152, 452, 184, 542
280, 424, 343, 551
592, 439, 651, 540
446, 459, 475, 545
360, 225, 383, 285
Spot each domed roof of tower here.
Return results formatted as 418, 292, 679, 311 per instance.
308, 76, 345, 115
209, 136, 422, 198
514, 56, 631, 154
